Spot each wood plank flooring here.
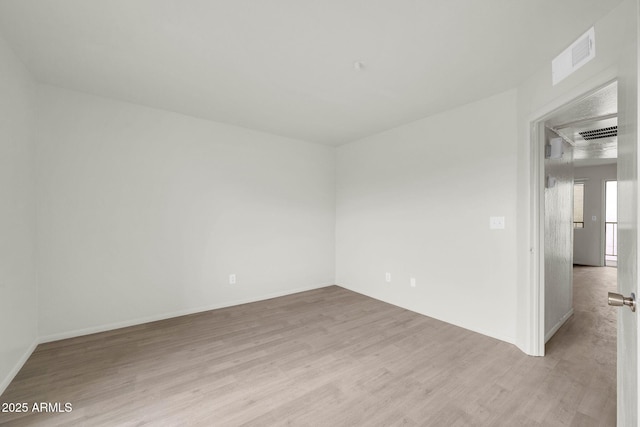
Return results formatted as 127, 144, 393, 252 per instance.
0, 266, 617, 426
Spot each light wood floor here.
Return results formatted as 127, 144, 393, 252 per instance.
1, 266, 617, 426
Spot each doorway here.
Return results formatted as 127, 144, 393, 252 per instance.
530, 79, 622, 418
539, 81, 618, 346
528, 37, 639, 424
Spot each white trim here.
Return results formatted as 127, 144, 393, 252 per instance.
527, 67, 618, 123
0, 338, 39, 397
39, 282, 334, 343
531, 119, 545, 356
545, 308, 574, 343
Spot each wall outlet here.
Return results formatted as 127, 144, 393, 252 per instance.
385, 272, 391, 283
410, 277, 416, 288
489, 216, 505, 229
229, 274, 236, 285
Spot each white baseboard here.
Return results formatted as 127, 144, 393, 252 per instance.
545, 308, 574, 343
39, 282, 334, 343
0, 338, 39, 397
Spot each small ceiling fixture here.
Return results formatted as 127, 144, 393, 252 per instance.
353, 61, 365, 71
545, 137, 564, 159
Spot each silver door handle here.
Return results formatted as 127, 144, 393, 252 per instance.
608, 292, 636, 312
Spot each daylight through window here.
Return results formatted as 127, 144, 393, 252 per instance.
574, 181, 585, 228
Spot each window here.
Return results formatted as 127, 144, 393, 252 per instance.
605, 180, 617, 266
574, 181, 585, 228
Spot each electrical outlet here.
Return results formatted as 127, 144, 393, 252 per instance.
410, 277, 416, 288
229, 274, 236, 285
489, 216, 505, 230
385, 272, 391, 283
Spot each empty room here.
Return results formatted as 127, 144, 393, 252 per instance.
1, 0, 639, 425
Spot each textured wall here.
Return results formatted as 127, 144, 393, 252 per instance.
543, 134, 574, 341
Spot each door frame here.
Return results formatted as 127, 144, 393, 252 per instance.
526, 70, 618, 356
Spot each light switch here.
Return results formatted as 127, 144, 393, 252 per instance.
490, 216, 506, 230
592, 215, 597, 221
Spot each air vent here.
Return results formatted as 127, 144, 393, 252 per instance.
579, 126, 617, 140
552, 27, 595, 85
572, 36, 591, 66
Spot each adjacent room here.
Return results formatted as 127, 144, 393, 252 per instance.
1, 0, 638, 425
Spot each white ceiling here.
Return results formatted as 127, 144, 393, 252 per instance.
0, 0, 624, 145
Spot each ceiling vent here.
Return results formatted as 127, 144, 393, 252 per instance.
579, 126, 617, 140
552, 27, 595, 85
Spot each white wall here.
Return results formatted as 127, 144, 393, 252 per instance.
0, 36, 38, 393
36, 86, 336, 340
573, 164, 617, 266
515, 0, 637, 355
336, 89, 518, 343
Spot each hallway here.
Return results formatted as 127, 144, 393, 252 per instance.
544, 265, 617, 426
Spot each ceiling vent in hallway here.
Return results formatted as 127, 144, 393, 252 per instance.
578, 126, 617, 140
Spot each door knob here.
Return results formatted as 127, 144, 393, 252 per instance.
608, 292, 636, 312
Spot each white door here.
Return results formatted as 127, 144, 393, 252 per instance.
615, 31, 638, 425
